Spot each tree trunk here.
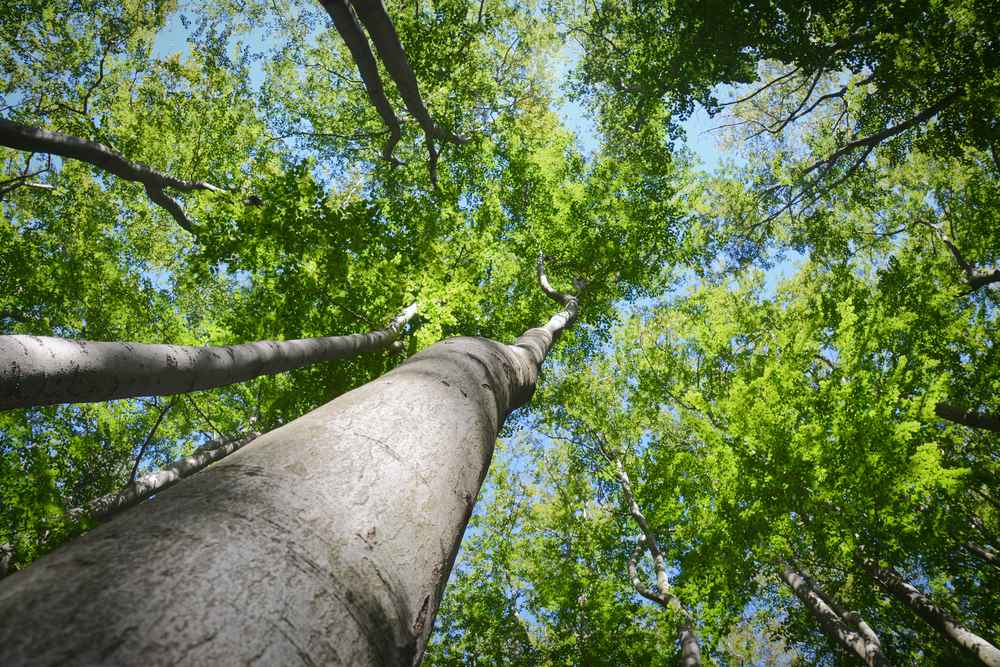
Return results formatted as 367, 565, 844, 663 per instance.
864, 560, 1000, 667
0, 118, 224, 232
0, 265, 577, 665
679, 624, 701, 667
935, 403, 1000, 433
318, 0, 403, 162
348, 0, 456, 143
0, 303, 416, 410
780, 565, 884, 666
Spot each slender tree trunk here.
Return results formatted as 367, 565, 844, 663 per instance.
863, 559, 1000, 667
69, 432, 260, 523
0, 263, 577, 666
780, 565, 885, 666
0, 303, 416, 410
935, 403, 1000, 433
614, 453, 701, 664
347, 0, 465, 145
318, 0, 404, 163
0, 119, 224, 232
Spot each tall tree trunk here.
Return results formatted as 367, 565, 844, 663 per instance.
347, 0, 465, 145
613, 452, 701, 664
780, 564, 885, 666
318, 0, 404, 163
0, 119, 224, 232
0, 261, 578, 666
0, 303, 416, 410
863, 559, 1000, 667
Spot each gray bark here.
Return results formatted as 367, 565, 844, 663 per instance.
780, 565, 885, 666
318, 0, 404, 163
0, 303, 417, 410
864, 560, 1000, 667
615, 452, 701, 665
0, 119, 224, 232
0, 262, 577, 665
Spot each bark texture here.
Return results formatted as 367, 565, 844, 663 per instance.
0, 119, 223, 232
0, 271, 577, 665
0, 303, 417, 410
780, 565, 884, 666
864, 560, 1000, 667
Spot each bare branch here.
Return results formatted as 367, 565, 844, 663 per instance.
716, 67, 801, 108
802, 92, 960, 177
128, 397, 177, 482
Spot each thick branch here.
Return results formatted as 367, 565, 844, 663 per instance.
0, 303, 418, 410
936, 403, 1000, 433
966, 542, 1000, 568
0, 119, 224, 232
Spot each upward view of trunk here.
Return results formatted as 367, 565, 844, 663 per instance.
863, 559, 1000, 667
0, 119, 224, 232
0, 259, 578, 665
0, 303, 416, 410
780, 564, 885, 666
316, 0, 466, 183
318, 0, 403, 163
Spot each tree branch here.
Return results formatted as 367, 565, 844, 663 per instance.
128, 397, 177, 482
802, 92, 961, 177
0, 119, 225, 232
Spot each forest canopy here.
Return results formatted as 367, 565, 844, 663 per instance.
0, 0, 998, 665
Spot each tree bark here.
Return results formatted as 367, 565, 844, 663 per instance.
863, 560, 1000, 667
780, 565, 885, 666
0, 119, 224, 232
0, 263, 578, 665
0, 303, 417, 410
318, 0, 404, 163
935, 403, 1000, 433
